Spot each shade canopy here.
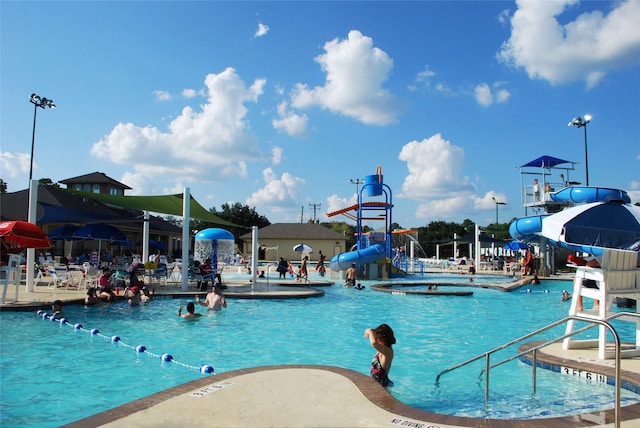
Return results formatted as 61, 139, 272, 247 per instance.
520, 155, 573, 168
0, 221, 53, 250
541, 201, 640, 253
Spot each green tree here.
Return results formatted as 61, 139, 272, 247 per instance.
0, 179, 7, 194
416, 219, 475, 259
38, 178, 60, 188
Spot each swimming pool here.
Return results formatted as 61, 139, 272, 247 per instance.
2, 277, 639, 427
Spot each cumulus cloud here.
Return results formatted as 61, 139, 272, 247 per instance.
291, 30, 401, 125
0, 151, 31, 178
325, 193, 355, 222
181, 88, 205, 98
255, 22, 269, 37
271, 146, 283, 165
474, 82, 511, 106
91, 68, 266, 190
628, 180, 640, 204
272, 101, 308, 137
245, 167, 305, 211
398, 134, 486, 221
153, 90, 171, 101
498, 0, 640, 88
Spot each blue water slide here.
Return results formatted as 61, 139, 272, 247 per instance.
510, 186, 631, 255
330, 244, 386, 271
550, 186, 630, 204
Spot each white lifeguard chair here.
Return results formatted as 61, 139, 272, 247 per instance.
1, 254, 22, 304
563, 249, 640, 359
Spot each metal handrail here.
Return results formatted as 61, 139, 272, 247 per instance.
433, 312, 640, 428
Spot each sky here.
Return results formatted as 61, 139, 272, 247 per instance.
1, 0, 639, 230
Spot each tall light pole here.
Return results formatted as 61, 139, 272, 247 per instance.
29, 93, 56, 183
349, 178, 364, 201
492, 196, 507, 229
568, 114, 591, 186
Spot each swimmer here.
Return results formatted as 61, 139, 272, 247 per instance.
196, 284, 227, 311
355, 283, 365, 290
178, 301, 202, 319
51, 300, 64, 317
364, 324, 396, 387
561, 290, 571, 302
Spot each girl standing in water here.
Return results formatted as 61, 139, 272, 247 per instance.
364, 323, 396, 387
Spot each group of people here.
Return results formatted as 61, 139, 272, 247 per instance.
85, 266, 155, 305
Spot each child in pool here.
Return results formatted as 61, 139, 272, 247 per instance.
364, 323, 396, 387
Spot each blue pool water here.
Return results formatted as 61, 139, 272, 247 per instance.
2, 275, 639, 427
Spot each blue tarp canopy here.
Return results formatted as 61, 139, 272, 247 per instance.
520, 155, 573, 168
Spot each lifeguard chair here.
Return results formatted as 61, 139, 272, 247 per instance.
563, 249, 640, 359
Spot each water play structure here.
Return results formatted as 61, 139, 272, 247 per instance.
327, 166, 393, 278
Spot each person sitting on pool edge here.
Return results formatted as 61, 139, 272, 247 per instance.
97, 267, 117, 302
364, 323, 396, 387
85, 287, 101, 305
178, 301, 201, 319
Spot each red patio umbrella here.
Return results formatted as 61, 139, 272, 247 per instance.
0, 221, 53, 251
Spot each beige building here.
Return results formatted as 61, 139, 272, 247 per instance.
240, 223, 347, 263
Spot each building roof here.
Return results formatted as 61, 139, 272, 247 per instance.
59, 172, 132, 190
240, 223, 345, 241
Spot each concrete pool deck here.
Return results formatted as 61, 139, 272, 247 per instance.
4, 276, 640, 427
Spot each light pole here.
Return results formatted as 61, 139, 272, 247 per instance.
29, 93, 56, 183
349, 178, 364, 201
568, 114, 591, 186
492, 196, 507, 229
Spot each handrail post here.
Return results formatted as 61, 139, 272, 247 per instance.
532, 349, 537, 396
484, 353, 490, 409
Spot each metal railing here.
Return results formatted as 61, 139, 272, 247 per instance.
434, 312, 640, 428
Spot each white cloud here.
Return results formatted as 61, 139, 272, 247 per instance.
245, 167, 305, 211
398, 134, 484, 221
272, 101, 308, 136
182, 88, 199, 98
474, 82, 511, 106
153, 90, 171, 101
255, 22, 269, 38
271, 146, 283, 165
0, 151, 31, 178
629, 180, 640, 204
325, 193, 355, 223
291, 30, 401, 125
498, 0, 640, 88
91, 68, 266, 185
474, 83, 493, 106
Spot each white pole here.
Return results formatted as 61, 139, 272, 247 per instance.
410, 240, 415, 272
453, 233, 457, 260
475, 224, 481, 270
251, 226, 259, 288
26, 179, 38, 292
181, 188, 190, 291
142, 211, 150, 263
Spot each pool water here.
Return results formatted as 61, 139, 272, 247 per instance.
2, 277, 639, 427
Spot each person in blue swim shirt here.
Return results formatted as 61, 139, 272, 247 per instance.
364, 323, 396, 387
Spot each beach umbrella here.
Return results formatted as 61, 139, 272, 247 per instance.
48, 225, 81, 241
503, 241, 529, 250
74, 223, 128, 242
540, 201, 640, 253
74, 223, 130, 256
293, 243, 313, 253
0, 221, 53, 251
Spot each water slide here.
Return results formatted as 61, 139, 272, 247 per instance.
509, 186, 631, 253
330, 243, 386, 271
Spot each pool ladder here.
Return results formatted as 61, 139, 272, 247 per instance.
434, 312, 640, 428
